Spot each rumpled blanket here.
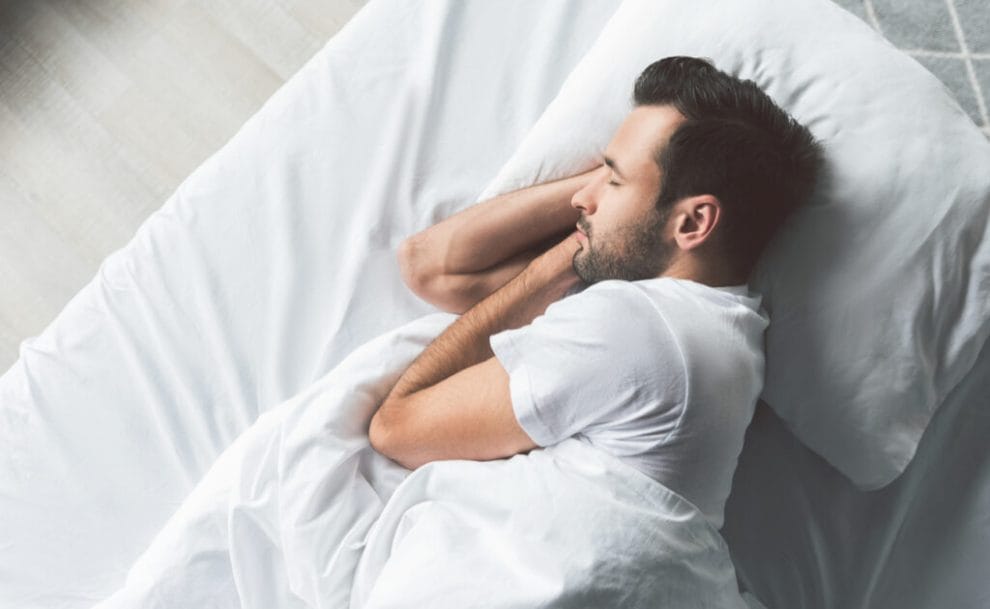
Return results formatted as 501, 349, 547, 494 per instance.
93, 313, 750, 609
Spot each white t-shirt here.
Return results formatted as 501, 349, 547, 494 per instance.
489, 277, 769, 530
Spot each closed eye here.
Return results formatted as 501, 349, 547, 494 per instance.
608, 180, 620, 186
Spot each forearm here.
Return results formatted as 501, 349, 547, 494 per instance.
406, 228, 570, 314
386, 233, 583, 402
409, 167, 599, 276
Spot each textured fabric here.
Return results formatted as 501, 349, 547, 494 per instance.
490, 278, 768, 529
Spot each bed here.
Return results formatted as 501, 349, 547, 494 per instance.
1, 0, 988, 607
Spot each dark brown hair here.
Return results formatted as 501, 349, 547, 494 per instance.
633, 56, 825, 276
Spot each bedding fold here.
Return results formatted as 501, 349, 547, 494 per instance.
93, 313, 750, 609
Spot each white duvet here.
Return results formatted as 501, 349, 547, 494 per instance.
94, 313, 750, 609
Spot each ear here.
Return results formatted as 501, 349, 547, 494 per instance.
672, 195, 720, 251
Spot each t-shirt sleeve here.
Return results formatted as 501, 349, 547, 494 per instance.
489, 281, 684, 447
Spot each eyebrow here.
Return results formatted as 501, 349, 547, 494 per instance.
601, 153, 627, 180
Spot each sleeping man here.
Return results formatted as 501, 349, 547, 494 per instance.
368, 56, 824, 530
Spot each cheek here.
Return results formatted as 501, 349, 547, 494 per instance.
592, 191, 638, 233
607, 196, 641, 226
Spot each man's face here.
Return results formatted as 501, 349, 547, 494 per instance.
571, 104, 687, 284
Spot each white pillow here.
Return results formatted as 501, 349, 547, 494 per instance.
477, 0, 990, 490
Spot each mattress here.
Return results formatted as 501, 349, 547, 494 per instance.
1, 0, 987, 607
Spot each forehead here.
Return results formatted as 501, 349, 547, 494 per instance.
605, 104, 686, 180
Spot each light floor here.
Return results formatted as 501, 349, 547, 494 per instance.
0, 0, 365, 373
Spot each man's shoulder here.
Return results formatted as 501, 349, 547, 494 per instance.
564, 278, 658, 302
545, 280, 668, 339
567, 278, 693, 313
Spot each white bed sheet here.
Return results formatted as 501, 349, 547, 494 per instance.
2, 0, 988, 607
92, 312, 754, 609
0, 1, 622, 606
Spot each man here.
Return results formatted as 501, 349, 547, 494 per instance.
369, 56, 823, 529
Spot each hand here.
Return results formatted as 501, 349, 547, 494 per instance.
526, 231, 584, 296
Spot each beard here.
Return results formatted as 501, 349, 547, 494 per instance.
573, 206, 676, 283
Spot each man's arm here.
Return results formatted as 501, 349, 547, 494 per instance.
399, 165, 601, 313
369, 231, 584, 470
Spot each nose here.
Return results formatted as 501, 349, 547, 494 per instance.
570, 169, 603, 215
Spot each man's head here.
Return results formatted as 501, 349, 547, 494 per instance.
570, 56, 825, 286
